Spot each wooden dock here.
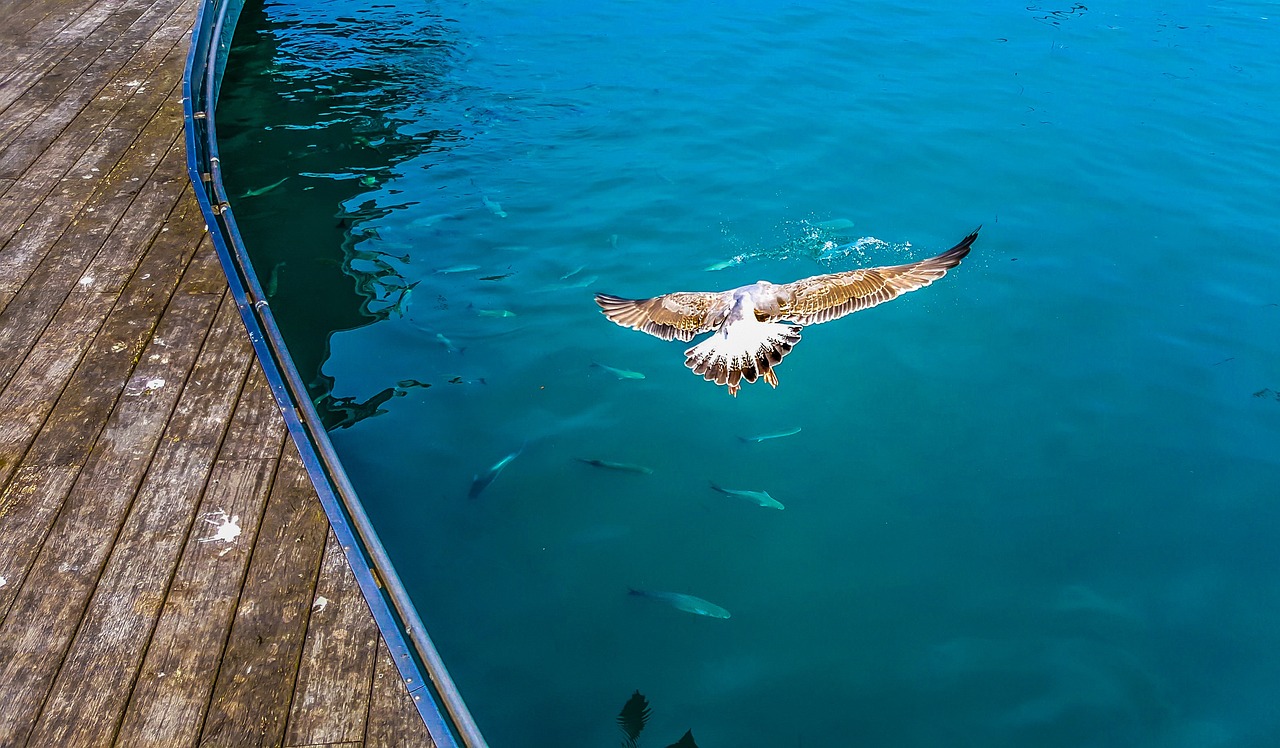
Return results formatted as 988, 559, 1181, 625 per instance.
0, 0, 436, 745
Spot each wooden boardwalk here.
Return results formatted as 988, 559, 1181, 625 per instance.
0, 0, 436, 745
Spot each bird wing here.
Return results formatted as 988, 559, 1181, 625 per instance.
775, 227, 979, 325
595, 291, 724, 342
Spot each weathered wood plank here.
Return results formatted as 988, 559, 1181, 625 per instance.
0, 1, 107, 85
0, 236, 218, 623
0, 52, 189, 297
0, 182, 209, 496
20, 192, 210, 469
366, 637, 436, 748
0, 292, 248, 748
0, 7, 190, 256
0, 0, 191, 178
0, 289, 13, 317
199, 445, 332, 748
284, 531, 380, 747
0, 464, 79, 620
0, 177, 14, 199
0, 0, 145, 116
112, 367, 286, 748
0, 126, 192, 404
17, 292, 253, 748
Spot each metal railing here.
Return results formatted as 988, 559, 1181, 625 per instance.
182, 2, 488, 745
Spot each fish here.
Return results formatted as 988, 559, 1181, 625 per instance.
435, 264, 480, 274
469, 448, 522, 498
435, 333, 464, 354
703, 258, 741, 272
575, 458, 653, 475
709, 483, 784, 510
628, 588, 730, 619
482, 195, 507, 217
477, 308, 517, 318
396, 379, 432, 389
737, 426, 801, 443
592, 362, 645, 380
447, 376, 487, 385
560, 264, 587, 280
480, 272, 514, 281
814, 217, 855, 231
240, 177, 288, 198
265, 261, 285, 298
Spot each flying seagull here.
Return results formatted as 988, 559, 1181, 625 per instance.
594, 227, 979, 396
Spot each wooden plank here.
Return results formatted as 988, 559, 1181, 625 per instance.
20, 190, 210, 470
0, 179, 209, 495
0, 0, 190, 178
199, 445, 332, 748
0, 6, 191, 256
0, 464, 79, 620
0, 176, 14, 199
366, 637, 436, 748
0, 289, 12, 317
17, 291, 253, 747
283, 531, 380, 747
0, 1, 107, 83
0, 124, 192, 402
0, 239, 220, 614
0, 0, 146, 116
0, 293, 249, 748
0, 49, 190, 296
110, 368, 287, 748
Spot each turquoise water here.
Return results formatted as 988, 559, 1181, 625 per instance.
219, 1, 1280, 745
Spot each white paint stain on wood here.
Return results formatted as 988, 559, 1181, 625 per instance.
198, 510, 241, 557
312, 596, 329, 613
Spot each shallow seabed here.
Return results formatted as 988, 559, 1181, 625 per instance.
219, 1, 1280, 745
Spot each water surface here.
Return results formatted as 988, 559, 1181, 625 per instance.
219, 1, 1280, 745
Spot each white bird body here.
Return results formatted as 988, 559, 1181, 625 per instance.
595, 227, 979, 396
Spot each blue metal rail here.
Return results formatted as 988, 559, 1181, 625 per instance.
182, 2, 487, 746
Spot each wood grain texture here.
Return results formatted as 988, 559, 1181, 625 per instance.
113, 367, 286, 747
367, 636, 437, 748
0, 0, 436, 743
199, 444, 332, 748
284, 531, 380, 747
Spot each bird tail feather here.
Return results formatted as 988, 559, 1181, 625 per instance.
684, 322, 801, 396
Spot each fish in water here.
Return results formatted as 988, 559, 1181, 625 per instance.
435, 264, 480, 274
480, 272, 514, 281
469, 448, 521, 498
265, 261, 285, 298
240, 177, 288, 198
482, 195, 507, 217
595, 227, 979, 396
710, 482, 784, 510
738, 426, 801, 443
813, 217, 855, 231
560, 264, 587, 280
435, 333, 464, 354
592, 362, 645, 380
703, 258, 742, 272
575, 458, 653, 475
628, 588, 730, 619
447, 376, 487, 385
477, 308, 517, 318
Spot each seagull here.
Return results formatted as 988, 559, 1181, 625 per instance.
594, 227, 979, 396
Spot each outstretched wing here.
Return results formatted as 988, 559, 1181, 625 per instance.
777, 227, 979, 325
595, 291, 725, 342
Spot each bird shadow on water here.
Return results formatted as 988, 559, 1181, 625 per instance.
615, 690, 699, 748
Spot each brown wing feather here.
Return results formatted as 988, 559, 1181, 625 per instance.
594, 291, 724, 342
778, 227, 979, 325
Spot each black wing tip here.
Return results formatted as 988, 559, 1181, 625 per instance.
936, 225, 981, 264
